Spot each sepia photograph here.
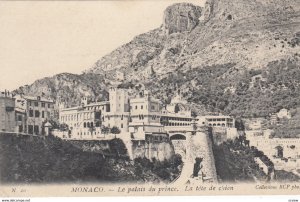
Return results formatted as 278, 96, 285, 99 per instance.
0, 0, 300, 197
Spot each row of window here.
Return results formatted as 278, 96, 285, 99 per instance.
63, 114, 194, 126
28, 101, 52, 108
85, 105, 107, 111
163, 122, 191, 126
60, 112, 102, 122
28, 110, 49, 118
208, 123, 227, 127
161, 117, 192, 122
207, 118, 233, 122
77, 131, 101, 136
131, 104, 156, 111
28, 125, 39, 135
83, 122, 94, 128
82, 122, 124, 129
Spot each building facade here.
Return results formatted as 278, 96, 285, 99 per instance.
197, 114, 235, 128
14, 95, 54, 135
161, 92, 195, 132
0, 91, 16, 132
59, 88, 132, 139
59, 98, 110, 139
58, 88, 238, 143
129, 90, 164, 140
106, 88, 130, 134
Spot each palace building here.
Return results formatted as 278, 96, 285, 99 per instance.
197, 114, 235, 128
59, 98, 110, 139
106, 88, 131, 134
128, 90, 164, 140
59, 88, 131, 139
161, 92, 195, 131
57, 87, 237, 141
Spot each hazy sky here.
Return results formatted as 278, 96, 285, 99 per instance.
0, 0, 204, 91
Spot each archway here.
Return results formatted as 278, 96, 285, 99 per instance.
170, 134, 186, 141
170, 133, 187, 160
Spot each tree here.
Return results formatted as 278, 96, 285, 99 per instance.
191, 111, 197, 118
101, 126, 110, 135
111, 126, 121, 135
59, 123, 69, 131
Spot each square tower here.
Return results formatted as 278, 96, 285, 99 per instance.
109, 88, 130, 113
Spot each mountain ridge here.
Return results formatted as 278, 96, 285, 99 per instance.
14, 0, 300, 117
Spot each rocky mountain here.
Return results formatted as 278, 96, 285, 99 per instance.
14, 73, 109, 107
15, 0, 300, 117
86, 0, 300, 78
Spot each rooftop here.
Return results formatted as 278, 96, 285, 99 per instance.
60, 101, 109, 111
23, 95, 54, 103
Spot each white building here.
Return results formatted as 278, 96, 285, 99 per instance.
58, 88, 132, 140
161, 92, 195, 131
197, 114, 235, 128
129, 90, 164, 140
58, 88, 238, 144
106, 88, 131, 134
59, 98, 110, 140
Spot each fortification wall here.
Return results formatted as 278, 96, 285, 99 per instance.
130, 140, 175, 162
188, 132, 218, 182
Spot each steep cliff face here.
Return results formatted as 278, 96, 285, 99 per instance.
203, 0, 299, 23
85, 0, 300, 78
163, 3, 202, 35
87, 28, 166, 77
16, 0, 300, 116
182, 0, 300, 72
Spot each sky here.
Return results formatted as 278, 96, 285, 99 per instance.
0, 0, 204, 91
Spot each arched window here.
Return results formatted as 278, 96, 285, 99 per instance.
84, 122, 86, 128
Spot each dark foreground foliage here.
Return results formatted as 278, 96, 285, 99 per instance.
133, 154, 183, 183
0, 134, 180, 184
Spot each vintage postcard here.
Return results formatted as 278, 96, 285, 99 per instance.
0, 0, 300, 198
